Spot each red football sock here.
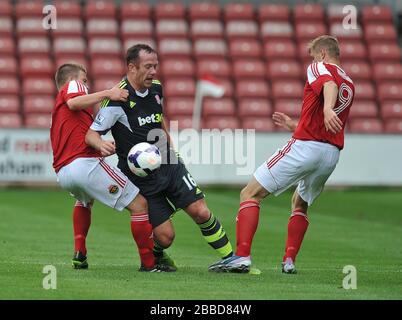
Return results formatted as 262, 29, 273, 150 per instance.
73, 201, 92, 256
283, 211, 309, 263
130, 213, 155, 269
236, 200, 260, 257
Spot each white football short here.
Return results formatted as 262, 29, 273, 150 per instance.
57, 157, 139, 211
254, 139, 340, 206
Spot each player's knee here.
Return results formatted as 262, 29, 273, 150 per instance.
127, 194, 148, 214
187, 201, 210, 224
155, 231, 175, 248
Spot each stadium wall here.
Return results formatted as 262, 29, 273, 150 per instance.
0, 129, 401, 186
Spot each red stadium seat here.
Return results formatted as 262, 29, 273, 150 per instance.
53, 37, 86, 57
189, 3, 221, 20
229, 39, 262, 59
327, 4, 349, 24
297, 40, 312, 62
124, 38, 157, 52
55, 56, 88, 71
0, 77, 18, 95
384, 119, 402, 134
121, 20, 153, 39
51, 18, 84, 37
235, 80, 270, 99
120, 1, 151, 19
232, 60, 266, 80
373, 63, 402, 82
23, 95, 54, 114
295, 22, 327, 41
155, 3, 185, 20
0, 56, 17, 76
339, 41, 367, 60
196, 59, 231, 79
267, 60, 303, 80
261, 22, 293, 41
272, 81, 304, 99
0, 113, 22, 128
203, 98, 235, 117
380, 101, 402, 119
0, 38, 14, 55
224, 3, 254, 21
330, 23, 363, 41
364, 24, 397, 43
25, 113, 52, 129
18, 37, 51, 56
86, 19, 119, 38
354, 81, 376, 100
16, 18, 48, 37
161, 59, 195, 78
0, 1, 12, 16
90, 58, 125, 77
0, 95, 19, 113
193, 39, 227, 59
158, 39, 192, 58
242, 117, 275, 132
263, 40, 297, 60
15, 2, 43, 17
238, 99, 272, 117
361, 5, 393, 24
226, 21, 259, 40
274, 99, 302, 117
191, 20, 224, 40
88, 38, 122, 58
84, 0, 117, 18
93, 77, 122, 92
156, 19, 189, 40
164, 78, 196, 98
258, 4, 290, 23
294, 4, 325, 22
369, 43, 401, 62
23, 78, 56, 95
20, 57, 54, 77
164, 97, 194, 117
348, 100, 378, 119
378, 82, 402, 101
342, 61, 372, 80
349, 118, 383, 133
203, 116, 240, 130
219, 79, 235, 98
53, 1, 82, 18
0, 18, 12, 36
168, 116, 198, 130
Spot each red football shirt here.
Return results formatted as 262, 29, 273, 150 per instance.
50, 80, 101, 173
293, 62, 355, 150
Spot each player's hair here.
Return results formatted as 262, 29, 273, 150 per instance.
308, 35, 340, 58
126, 44, 157, 66
54, 63, 87, 90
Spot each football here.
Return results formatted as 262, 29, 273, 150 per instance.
127, 142, 162, 177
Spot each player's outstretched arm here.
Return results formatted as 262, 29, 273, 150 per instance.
67, 87, 129, 111
85, 129, 116, 157
272, 112, 298, 132
323, 81, 342, 134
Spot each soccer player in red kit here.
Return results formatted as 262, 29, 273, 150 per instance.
51, 63, 170, 272
209, 35, 355, 274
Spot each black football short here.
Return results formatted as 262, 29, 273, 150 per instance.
124, 160, 205, 228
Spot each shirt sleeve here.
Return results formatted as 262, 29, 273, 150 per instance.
90, 105, 124, 135
306, 62, 335, 96
63, 80, 88, 101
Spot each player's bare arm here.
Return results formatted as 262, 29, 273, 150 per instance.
323, 81, 342, 134
272, 112, 298, 132
85, 129, 116, 157
67, 87, 129, 111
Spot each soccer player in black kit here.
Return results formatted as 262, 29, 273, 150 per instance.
86, 44, 233, 271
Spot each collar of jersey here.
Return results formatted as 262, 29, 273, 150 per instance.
327, 62, 346, 74
135, 89, 149, 97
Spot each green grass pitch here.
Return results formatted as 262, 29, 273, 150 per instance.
0, 187, 401, 300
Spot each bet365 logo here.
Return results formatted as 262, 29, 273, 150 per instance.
138, 113, 162, 126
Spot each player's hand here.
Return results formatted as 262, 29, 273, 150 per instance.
324, 109, 343, 134
107, 87, 128, 102
99, 140, 116, 156
272, 112, 297, 132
